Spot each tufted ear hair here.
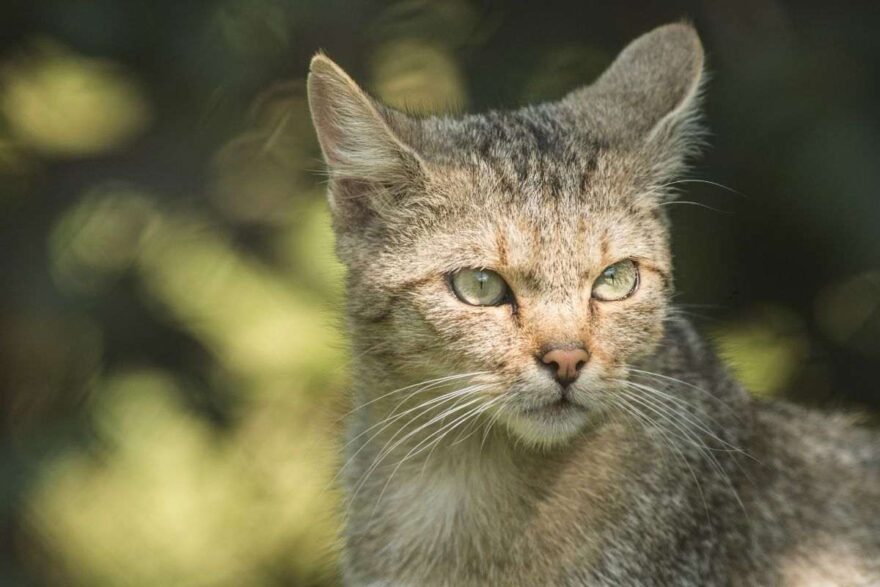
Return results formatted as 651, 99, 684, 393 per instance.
562, 22, 705, 179
307, 54, 425, 230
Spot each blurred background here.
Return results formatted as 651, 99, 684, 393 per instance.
1, 0, 879, 584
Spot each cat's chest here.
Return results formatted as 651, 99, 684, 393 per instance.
348, 468, 600, 587
347, 454, 534, 584
378, 464, 509, 549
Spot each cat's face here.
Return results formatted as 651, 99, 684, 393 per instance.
342, 150, 674, 446
309, 23, 704, 447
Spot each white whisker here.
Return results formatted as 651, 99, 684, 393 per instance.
346, 386, 492, 512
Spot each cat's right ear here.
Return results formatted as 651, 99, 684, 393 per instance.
307, 54, 425, 230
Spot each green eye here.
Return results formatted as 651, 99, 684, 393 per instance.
592, 259, 639, 301
450, 269, 510, 306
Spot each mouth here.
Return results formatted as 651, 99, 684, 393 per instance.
523, 396, 587, 416
503, 394, 592, 446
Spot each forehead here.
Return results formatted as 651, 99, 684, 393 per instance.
408, 156, 667, 287
418, 106, 653, 211
392, 109, 670, 284
421, 107, 605, 195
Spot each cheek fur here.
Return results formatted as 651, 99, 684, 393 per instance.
409, 280, 522, 372
587, 272, 668, 368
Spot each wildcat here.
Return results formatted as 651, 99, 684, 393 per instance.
307, 22, 880, 586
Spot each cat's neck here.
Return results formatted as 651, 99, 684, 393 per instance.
342, 383, 641, 582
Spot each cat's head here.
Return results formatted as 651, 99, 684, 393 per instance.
308, 23, 704, 447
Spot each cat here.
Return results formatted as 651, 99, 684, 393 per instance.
307, 22, 880, 586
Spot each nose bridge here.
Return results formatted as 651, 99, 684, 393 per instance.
531, 298, 591, 387
528, 297, 588, 345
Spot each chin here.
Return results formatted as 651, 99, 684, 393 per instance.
502, 401, 591, 449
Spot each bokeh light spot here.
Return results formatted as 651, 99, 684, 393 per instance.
136, 212, 344, 381
211, 84, 319, 226
712, 304, 810, 396
49, 183, 158, 294
370, 39, 466, 114
1, 40, 151, 157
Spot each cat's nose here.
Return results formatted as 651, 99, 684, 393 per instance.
539, 346, 590, 386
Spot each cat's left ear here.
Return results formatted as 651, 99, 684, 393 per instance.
307, 54, 425, 230
563, 22, 705, 176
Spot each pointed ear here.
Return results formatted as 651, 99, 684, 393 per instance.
307, 54, 424, 229
564, 22, 704, 156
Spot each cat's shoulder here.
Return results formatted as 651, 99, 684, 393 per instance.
752, 399, 880, 471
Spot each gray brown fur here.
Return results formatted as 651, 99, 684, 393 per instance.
307, 23, 880, 586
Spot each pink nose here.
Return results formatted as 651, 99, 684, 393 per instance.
541, 347, 590, 386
